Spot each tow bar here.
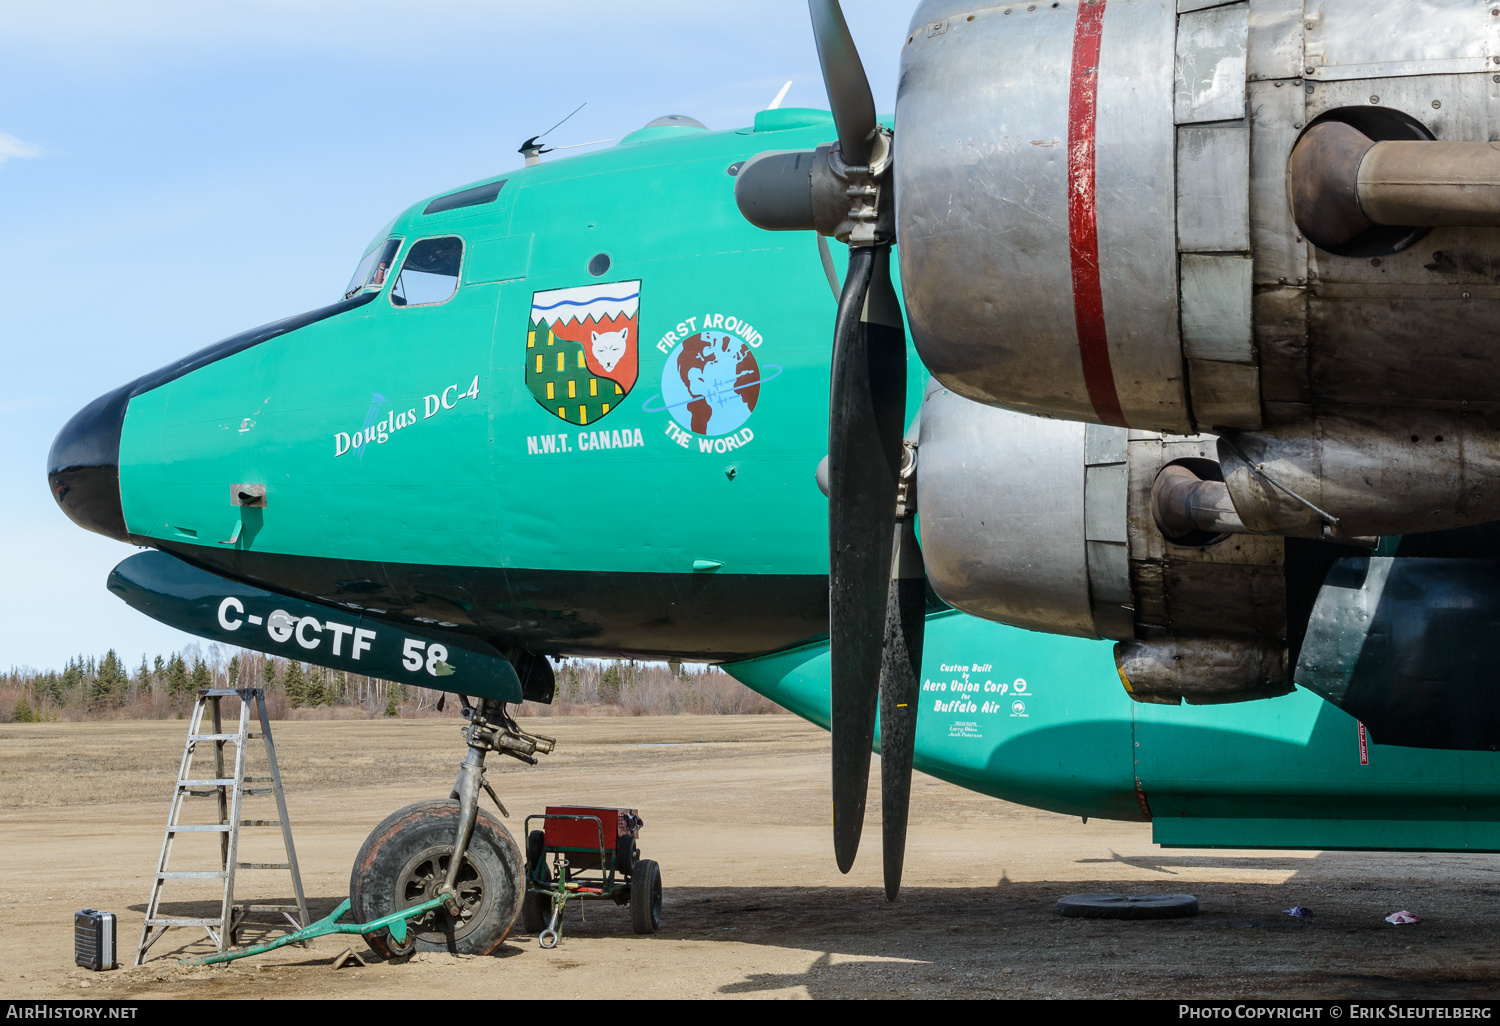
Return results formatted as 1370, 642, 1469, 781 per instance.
185, 896, 446, 966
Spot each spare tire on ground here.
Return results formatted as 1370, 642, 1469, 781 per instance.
1055, 893, 1199, 920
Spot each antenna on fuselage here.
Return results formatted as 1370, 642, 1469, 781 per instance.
551, 138, 616, 152
520, 102, 587, 167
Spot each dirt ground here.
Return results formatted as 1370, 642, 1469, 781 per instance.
3, 715, 1500, 1000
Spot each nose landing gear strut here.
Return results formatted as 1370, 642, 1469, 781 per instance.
441, 699, 555, 911
350, 698, 555, 957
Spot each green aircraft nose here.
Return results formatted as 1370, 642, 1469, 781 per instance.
48, 292, 382, 546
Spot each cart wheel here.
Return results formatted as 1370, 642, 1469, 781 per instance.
521, 830, 551, 934
526, 829, 546, 872
614, 834, 636, 875
520, 889, 551, 935
350, 798, 525, 958
383, 916, 419, 959
630, 859, 662, 934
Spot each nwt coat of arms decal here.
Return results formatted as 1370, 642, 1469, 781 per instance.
526, 280, 640, 425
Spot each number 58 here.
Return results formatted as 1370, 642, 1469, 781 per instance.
402, 638, 450, 675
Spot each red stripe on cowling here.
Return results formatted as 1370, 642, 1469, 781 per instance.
1066, 0, 1127, 428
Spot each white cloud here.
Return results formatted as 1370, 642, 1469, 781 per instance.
0, 132, 41, 168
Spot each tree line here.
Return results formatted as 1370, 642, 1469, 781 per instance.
0, 644, 411, 722
0, 644, 784, 723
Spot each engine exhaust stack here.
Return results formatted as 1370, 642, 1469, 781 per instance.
1290, 120, 1500, 252
1150, 464, 1246, 543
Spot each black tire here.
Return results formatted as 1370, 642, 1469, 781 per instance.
526, 829, 546, 872
630, 858, 662, 934
520, 887, 551, 935
614, 834, 636, 875
1055, 892, 1199, 920
520, 829, 551, 935
350, 799, 525, 958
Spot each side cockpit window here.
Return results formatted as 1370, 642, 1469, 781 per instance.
344, 237, 402, 300
391, 236, 463, 307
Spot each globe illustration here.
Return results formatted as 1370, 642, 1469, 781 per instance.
660, 331, 761, 436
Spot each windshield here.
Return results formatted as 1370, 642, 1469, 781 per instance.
344, 237, 403, 300
391, 236, 463, 307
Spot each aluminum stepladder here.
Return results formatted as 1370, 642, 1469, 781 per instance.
135, 687, 309, 965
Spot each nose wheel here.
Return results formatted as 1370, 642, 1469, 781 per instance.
350, 798, 525, 957
393, 847, 486, 947
352, 698, 552, 957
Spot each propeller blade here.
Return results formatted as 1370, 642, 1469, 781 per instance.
807, 0, 879, 168
880, 516, 925, 901
829, 244, 906, 872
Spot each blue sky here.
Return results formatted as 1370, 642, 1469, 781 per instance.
0, 1, 917, 670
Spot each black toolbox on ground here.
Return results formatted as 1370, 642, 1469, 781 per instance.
74, 909, 117, 971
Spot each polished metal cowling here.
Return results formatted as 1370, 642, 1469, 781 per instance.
898, 0, 1500, 551
897, 0, 1189, 433
916, 386, 1289, 703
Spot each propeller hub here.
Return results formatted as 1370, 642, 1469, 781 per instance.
735, 134, 895, 246
821, 129, 895, 248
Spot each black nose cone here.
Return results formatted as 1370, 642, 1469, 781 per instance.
48, 384, 131, 543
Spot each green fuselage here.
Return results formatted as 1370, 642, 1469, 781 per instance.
728, 612, 1500, 853
72, 109, 1500, 852
115, 110, 916, 660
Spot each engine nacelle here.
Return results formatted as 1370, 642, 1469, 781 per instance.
897, 0, 1190, 433
898, 0, 1500, 543
917, 385, 1131, 641
917, 386, 1290, 704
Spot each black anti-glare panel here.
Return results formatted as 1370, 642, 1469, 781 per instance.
424, 180, 505, 215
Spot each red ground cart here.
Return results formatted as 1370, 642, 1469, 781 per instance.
520, 806, 662, 947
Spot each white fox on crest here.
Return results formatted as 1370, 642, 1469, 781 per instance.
591, 327, 629, 374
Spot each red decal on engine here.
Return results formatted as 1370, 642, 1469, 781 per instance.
1067, 0, 1127, 428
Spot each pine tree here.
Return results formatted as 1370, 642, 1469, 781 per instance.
189, 656, 213, 695
166, 654, 189, 697
91, 649, 127, 709
61, 657, 83, 698
12, 696, 35, 723
600, 664, 621, 701
284, 661, 307, 707
262, 657, 279, 692
109, 649, 128, 700
226, 655, 240, 687
153, 655, 166, 684
384, 690, 398, 717
137, 654, 152, 691
36, 671, 63, 706
304, 665, 326, 707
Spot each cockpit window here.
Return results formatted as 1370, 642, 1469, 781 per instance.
391, 236, 463, 307
344, 237, 402, 300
